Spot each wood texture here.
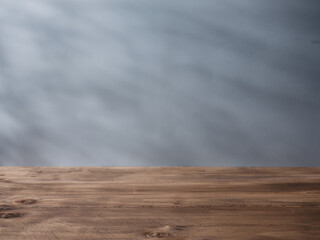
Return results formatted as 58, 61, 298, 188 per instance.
0, 167, 319, 239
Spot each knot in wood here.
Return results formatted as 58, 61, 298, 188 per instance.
0, 213, 21, 219
15, 199, 37, 204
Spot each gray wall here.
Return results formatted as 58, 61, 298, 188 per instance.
0, 0, 319, 166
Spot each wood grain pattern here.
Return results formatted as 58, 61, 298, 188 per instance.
0, 167, 319, 239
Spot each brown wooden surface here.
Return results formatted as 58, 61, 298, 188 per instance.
0, 167, 319, 239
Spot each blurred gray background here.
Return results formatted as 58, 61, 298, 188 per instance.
0, 0, 319, 166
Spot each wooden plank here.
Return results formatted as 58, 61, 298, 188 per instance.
0, 167, 319, 239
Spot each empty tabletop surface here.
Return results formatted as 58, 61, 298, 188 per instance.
0, 167, 319, 240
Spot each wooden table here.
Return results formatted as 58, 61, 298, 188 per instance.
0, 167, 319, 239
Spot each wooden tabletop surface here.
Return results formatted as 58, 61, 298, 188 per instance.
0, 167, 319, 239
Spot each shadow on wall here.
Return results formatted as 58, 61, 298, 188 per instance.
0, 0, 319, 166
